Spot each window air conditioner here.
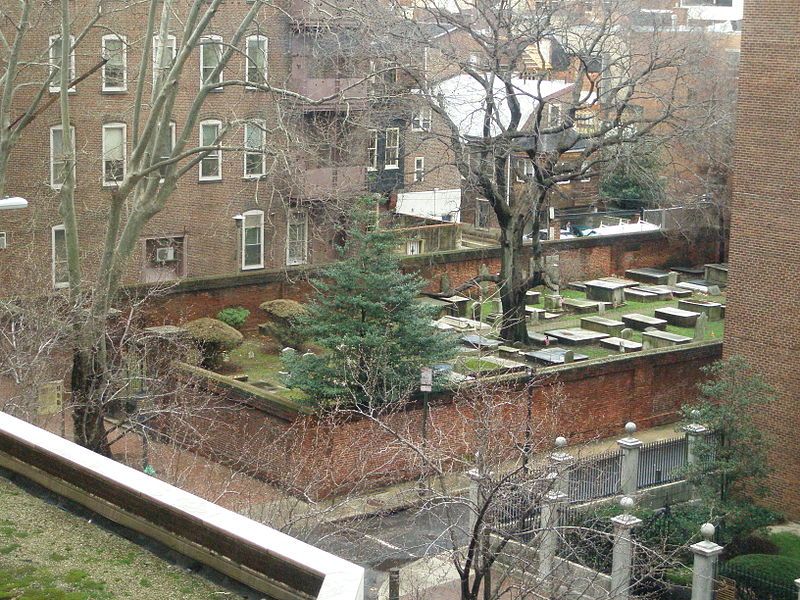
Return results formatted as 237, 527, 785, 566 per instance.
156, 246, 175, 263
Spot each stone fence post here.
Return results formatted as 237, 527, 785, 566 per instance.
610, 496, 642, 600
617, 422, 642, 497
538, 437, 572, 595
690, 523, 723, 600
795, 578, 800, 600
550, 436, 573, 497
685, 422, 709, 467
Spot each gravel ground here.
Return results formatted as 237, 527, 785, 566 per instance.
0, 471, 262, 599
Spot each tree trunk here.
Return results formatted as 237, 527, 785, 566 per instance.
498, 216, 529, 343
71, 348, 112, 457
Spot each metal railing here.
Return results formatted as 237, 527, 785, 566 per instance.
568, 449, 622, 502
637, 436, 688, 489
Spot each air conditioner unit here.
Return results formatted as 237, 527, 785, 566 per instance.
155, 246, 175, 263
0, 232, 6, 250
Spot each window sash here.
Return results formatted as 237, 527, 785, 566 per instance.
286, 211, 308, 266
52, 226, 69, 288
384, 128, 399, 168
102, 36, 126, 91
200, 36, 223, 85
153, 35, 177, 88
103, 124, 126, 184
414, 157, 424, 182
49, 36, 75, 92
244, 122, 265, 177
246, 36, 267, 85
50, 126, 74, 189
199, 121, 222, 180
367, 129, 378, 170
158, 122, 177, 180
412, 109, 432, 131
242, 212, 264, 269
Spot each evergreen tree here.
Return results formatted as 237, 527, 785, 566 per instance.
600, 149, 666, 210
283, 202, 456, 409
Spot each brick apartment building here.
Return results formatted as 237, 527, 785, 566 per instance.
725, 0, 800, 519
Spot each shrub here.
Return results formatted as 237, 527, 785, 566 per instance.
724, 535, 780, 560
259, 299, 307, 349
723, 554, 800, 599
216, 306, 250, 330
770, 532, 800, 560
183, 317, 244, 369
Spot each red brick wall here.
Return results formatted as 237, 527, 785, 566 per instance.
725, 0, 800, 519
178, 342, 721, 499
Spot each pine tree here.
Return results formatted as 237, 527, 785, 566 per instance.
283, 202, 457, 409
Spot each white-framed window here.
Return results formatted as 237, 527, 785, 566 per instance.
51, 225, 69, 289
102, 122, 126, 185
143, 236, 185, 283
406, 239, 423, 255
200, 35, 223, 87
243, 121, 266, 178
48, 35, 75, 92
50, 125, 75, 190
101, 34, 127, 92
384, 127, 399, 169
0, 232, 6, 250
157, 121, 177, 181
242, 210, 264, 270
199, 119, 222, 181
153, 34, 177, 88
245, 35, 268, 87
411, 108, 432, 132
286, 209, 308, 266
413, 156, 425, 182
367, 129, 378, 170
512, 157, 534, 182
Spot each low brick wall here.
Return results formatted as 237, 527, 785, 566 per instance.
138, 228, 720, 333
172, 341, 722, 500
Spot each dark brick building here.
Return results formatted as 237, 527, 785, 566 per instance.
725, 0, 800, 518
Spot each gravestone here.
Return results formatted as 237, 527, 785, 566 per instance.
545, 328, 609, 345
563, 350, 574, 364
525, 290, 542, 305
581, 316, 626, 336
667, 271, 678, 286
598, 302, 606, 314
621, 313, 668, 331
707, 285, 721, 296
624, 267, 672, 285
584, 278, 628, 307
441, 272, 452, 295
678, 299, 723, 321
562, 298, 601, 314
654, 307, 701, 328
544, 295, 563, 311
641, 329, 693, 348
600, 337, 643, 352
694, 312, 708, 340
620, 328, 634, 340
624, 288, 659, 303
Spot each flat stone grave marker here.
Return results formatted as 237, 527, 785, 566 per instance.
526, 306, 546, 316
665, 286, 693, 298
544, 327, 609, 345
676, 280, 713, 294
527, 331, 559, 346
634, 285, 674, 300
463, 354, 528, 374
525, 290, 542, 305
440, 294, 471, 317
580, 316, 626, 336
625, 267, 672, 285
498, 345, 521, 357
543, 295, 563, 311
600, 337, 643, 352
568, 281, 587, 292
584, 279, 628, 306
461, 334, 502, 349
624, 288, 659, 302
523, 347, 589, 365
654, 307, 701, 328
562, 298, 602, 314
438, 315, 493, 331
670, 266, 705, 282
704, 263, 728, 287
677, 299, 723, 321
621, 313, 668, 331
641, 329, 693, 348
598, 276, 641, 287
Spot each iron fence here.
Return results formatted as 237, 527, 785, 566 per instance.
568, 449, 621, 502
719, 562, 798, 600
637, 436, 688, 489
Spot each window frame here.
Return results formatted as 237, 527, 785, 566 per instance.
411, 108, 432, 132
198, 119, 223, 181
384, 127, 400, 170
102, 122, 127, 186
413, 156, 425, 182
48, 35, 76, 93
152, 34, 177, 89
243, 120, 266, 179
286, 209, 309, 266
367, 129, 378, 171
51, 224, 69, 289
245, 35, 268, 88
49, 125, 75, 190
0, 232, 6, 250
241, 209, 265, 270
101, 34, 127, 92
199, 34, 224, 88
158, 121, 177, 181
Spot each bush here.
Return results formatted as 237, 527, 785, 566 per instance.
216, 306, 250, 330
259, 299, 307, 349
183, 317, 244, 369
724, 535, 780, 560
770, 532, 800, 560
723, 554, 800, 599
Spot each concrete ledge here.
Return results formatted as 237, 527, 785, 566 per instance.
0, 412, 364, 600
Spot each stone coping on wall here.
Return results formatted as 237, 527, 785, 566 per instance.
0, 412, 364, 600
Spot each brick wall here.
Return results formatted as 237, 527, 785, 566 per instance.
725, 0, 800, 519
175, 342, 721, 499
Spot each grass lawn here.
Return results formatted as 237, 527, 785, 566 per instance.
769, 532, 800, 560
226, 340, 308, 402
0, 474, 231, 599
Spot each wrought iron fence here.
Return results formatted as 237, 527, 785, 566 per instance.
568, 449, 621, 502
719, 563, 798, 600
637, 436, 688, 489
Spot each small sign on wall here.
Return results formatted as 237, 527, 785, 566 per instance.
420, 367, 433, 393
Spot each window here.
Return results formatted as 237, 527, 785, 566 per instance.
199, 120, 222, 181
286, 210, 308, 266
548, 103, 562, 128
102, 123, 126, 185
200, 35, 223, 87
0, 232, 6, 250
102, 34, 126, 91
475, 199, 491, 229
245, 35, 268, 86
51, 225, 69, 289
413, 157, 425, 182
411, 108, 432, 132
243, 121, 266, 178
512, 157, 534, 182
384, 127, 399, 169
242, 210, 264, 270
50, 125, 75, 190
153, 34, 177, 88
157, 121, 177, 180
574, 109, 596, 136
49, 35, 75, 92
143, 237, 185, 283
406, 239, 423, 255
367, 129, 378, 170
